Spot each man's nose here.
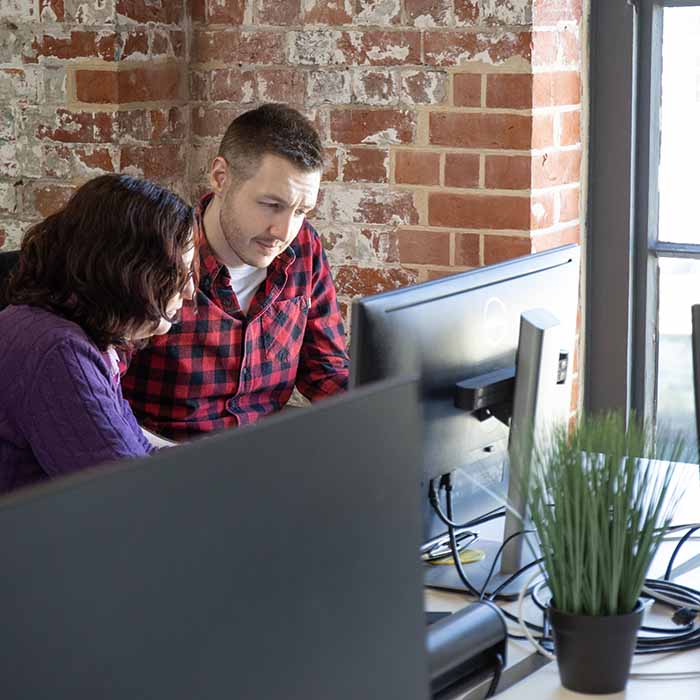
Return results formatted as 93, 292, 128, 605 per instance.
270, 210, 296, 240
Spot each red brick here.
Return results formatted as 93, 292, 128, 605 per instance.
398, 229, 450, 265
330, 109, 415, 145
256, 68, 306, 105
192, 30, 238, 63
151, 30, 169, 56
560, 28, 580, 65
190, 71, 209, 101
167, 29, 185, 58
531, 30, 558, 66
207, 0, 245, 23
453, 73, 481, 107
532, 224, 580, 254
190, 0, 206, 21
569, 374, 580, 412
483, 235, 533, 265
424, 268, 457, 281
455, 232, 480, 266
303, 0, 353, 24
485, 150, 581, 189
485, 155, 530, 189
42, 144, 117, 177
119, 65, 183, 103
122, 30, 148, 59
36, 110, 115, 144
120, 144, 184, 179
401, 70, 448, 105
256, 0, 300, 25
395, 150, 439, 186
430, 112, 533, 150
486, 74, 532, 109
74, 70, 118, 103
323, 147, 340, 181
32, 31, 119, 62
533, 149, 580, 187
404, 0, 451, 26
547, 71, 580, 105
352, 69, 398, 106
39, 0, 64, 21
343, 31, 421, 67
334, 265, 418, 297
429, 192, 527, 230
116, 0, 184, 24
559, 187, 580, 222
75, 65, 184, 104
444, 153, 480, 189
429, 192, 555, 230
533, 114, 555, 149
485, 71, 582, 108
424, 31, 532, 66
238, 30, 287, 64
344, 147, 388, 183
192, 105, 242, 138
118, 108, 187, 142
32, 183, 75, 217
533, 0, 583, 24
319, 188, 418, 226
210, 68, 256, 102
560, 109, 580, 146
486, 71, 580, 108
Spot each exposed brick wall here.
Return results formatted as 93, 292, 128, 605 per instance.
0, 0, 189, 250
1, 1, 584, 414
188, 0, 583, 323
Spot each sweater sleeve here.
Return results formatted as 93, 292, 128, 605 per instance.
16, 337, 155, 477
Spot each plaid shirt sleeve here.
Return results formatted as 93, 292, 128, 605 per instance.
295, 231, 349, 400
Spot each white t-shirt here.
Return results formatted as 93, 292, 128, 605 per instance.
227, 264, 267, 314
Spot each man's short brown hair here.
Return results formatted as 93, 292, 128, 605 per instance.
218, 103, 324, 183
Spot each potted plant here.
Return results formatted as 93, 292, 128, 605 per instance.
522, 412, 688, 694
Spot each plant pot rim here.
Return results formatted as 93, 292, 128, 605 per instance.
549, 599, 644, 620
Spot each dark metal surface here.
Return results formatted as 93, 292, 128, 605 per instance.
0, 377, 429, 700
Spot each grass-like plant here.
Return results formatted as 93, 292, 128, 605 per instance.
524, 412, 688, 616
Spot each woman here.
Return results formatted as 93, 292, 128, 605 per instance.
0, 174, 196, 493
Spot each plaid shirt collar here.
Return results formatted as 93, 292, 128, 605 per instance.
195, 193, 297, 301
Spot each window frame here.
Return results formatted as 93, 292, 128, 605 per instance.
587, 0, 700, 422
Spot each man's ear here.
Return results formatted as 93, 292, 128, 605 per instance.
209, 156, 229, 196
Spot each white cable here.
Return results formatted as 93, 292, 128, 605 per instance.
641, 584, 700, 611
517, 573, 700, 680
517, 569, 555, 661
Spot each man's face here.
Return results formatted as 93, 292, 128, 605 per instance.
213, 154, 321, 269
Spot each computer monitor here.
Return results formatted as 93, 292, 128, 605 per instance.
350, 244, 580, 597
0, 377, 429, 700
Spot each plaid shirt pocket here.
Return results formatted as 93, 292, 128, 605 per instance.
261, 296, 309, 368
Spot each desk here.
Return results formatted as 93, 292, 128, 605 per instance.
425, 462, 700, 699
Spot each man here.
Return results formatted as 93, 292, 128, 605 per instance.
122, 104, 349, 441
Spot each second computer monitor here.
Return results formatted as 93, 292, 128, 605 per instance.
350, 244, 580, 544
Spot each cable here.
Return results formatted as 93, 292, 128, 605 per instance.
664, 526, 700, 580
478, 529, 535, 600
428, 476, 506, 530
485, 653, 505, 698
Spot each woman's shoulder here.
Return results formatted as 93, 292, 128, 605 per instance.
0, 305, 95, 359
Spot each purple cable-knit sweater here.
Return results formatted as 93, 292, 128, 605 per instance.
0, 304, 155, 493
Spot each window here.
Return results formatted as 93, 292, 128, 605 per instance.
588, 0, 700, 446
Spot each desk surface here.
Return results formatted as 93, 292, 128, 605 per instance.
425, 462, 700, 699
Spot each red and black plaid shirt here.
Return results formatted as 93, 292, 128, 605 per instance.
121, 193, 349, 441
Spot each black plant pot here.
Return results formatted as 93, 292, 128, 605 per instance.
549, 601, 643, 694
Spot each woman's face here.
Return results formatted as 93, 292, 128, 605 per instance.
130, 244, 197, 341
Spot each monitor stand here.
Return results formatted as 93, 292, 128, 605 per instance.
425, 309, 563, 600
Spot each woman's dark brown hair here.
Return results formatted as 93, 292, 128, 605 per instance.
6, 174, 195, 350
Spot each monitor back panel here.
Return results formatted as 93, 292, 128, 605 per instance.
0, 378, 428, 700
